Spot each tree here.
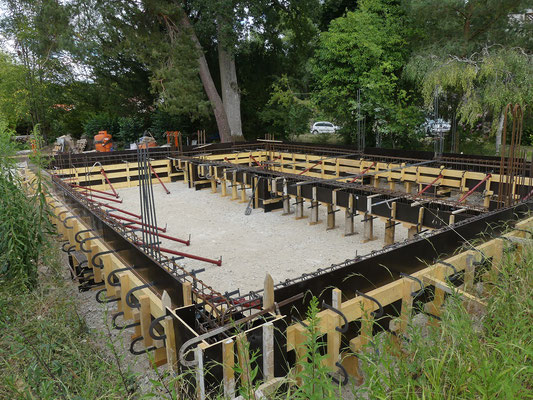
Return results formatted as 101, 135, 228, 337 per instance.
404, 0, 532, 152
312, 0, 422, 147
0, 0, 73, 139
0, 52, 30, 128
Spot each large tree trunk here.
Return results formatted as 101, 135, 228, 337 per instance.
218, 41, 244, 141
495, 111, 505, 154
178, 15, 232, 143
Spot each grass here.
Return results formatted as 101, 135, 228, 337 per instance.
0, 246, 135, 399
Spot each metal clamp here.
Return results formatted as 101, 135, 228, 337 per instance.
149, 315, 168, 341
126, 282, 156, 309
355, 290, 384, 318
330, 362, 349, 386
399, 272, 425, 298
96, 288, 120, 304
130, 336, 156, 355
322, 301, 349, 333
112, 312, 140, 330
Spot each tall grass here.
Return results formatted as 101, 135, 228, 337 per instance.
0, 122, 52, 288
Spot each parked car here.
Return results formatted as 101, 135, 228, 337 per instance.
422, 118, 451, 136
311, 121, 341, 134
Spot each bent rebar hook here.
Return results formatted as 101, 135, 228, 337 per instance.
399, 272, 425, 299
80, 236, 102, 253
112, 312, 140, 330
355, 290, 384, 318
322, 301, 349, 333
95, 288, 120, 304
74, 229, 94, 243
330, 362, 349, 386
126, 282, 156, 309
130, 336, 156, 356
149, 315, 168, 342
107, 266, 135, 286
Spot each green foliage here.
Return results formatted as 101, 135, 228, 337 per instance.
0, 52, 30, 127
117, 116, 145, 146
358, 241, 533, 399
0, 252, 133, 399
260, 75, 313, 140
417, 47, 533, 133
312, 0, 423, 147
0, 123, 52, 288
83, 113, 120, 138
293, 296, 336, 399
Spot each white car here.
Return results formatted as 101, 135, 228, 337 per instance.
311, 121, 340, 134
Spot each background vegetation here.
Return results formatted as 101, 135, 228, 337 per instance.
0, 0, 530, 151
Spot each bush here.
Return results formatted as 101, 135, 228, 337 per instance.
117, 116, 144, 146
0, 123, 53, 288
83, 113, 120, 138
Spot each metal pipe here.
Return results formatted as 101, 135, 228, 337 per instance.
348, 161, 376, 183
80, 191, 123, 204
100, 168, 118, 197
149, 163, 171, 194
299, 160, 322, 175
137, 242, 221, 266
110, 213, 167, 232
70, 184, 118, 198
458, 173, 491, 203
133, 228, 190, 246
85, 198, 141, 219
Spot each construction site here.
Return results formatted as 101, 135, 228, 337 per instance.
23, 110, 531, 398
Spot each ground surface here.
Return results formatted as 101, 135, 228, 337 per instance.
115, 180, 408, 294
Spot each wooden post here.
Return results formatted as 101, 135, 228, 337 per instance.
236, 333, 252, 390
295, 186, 305, 220
363, 212, 375, 242
464, 253, 475, 293
139, 296, 153, 347
222, 338, 235, 399
221, 172, 227, 197
399, 279, 414, 333
182, 281, 193, 306
262, 322, 275, 382
326, 204, 336, 230
231, 172, 238, 200
344, 195, 355, 236
309, 187, 320, 225
327, 289, 342, 369
263, 274, 274, 310
384, 202, 397, 246
195, 346, 205, 400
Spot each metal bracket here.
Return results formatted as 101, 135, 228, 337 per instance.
322, 301, 349, 333
354, 290, 384, 318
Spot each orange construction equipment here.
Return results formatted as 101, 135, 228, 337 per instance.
165, 130, 182, 151
94, 131, 113, 152
137, 135, 157, 149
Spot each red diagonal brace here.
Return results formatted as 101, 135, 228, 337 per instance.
70, 184, 117, 198
132, 228, 190, 246
417, 174, 443, 196
108, 213, 166, 232
459, 173, 492, 203
250, 155, 263, 169
299, 160, 322, 175
348, 161, 376, 183
85, 198, 141, 219
136, 242, 221, 266
100, 168, 118, 197
80, 191, 123, 204
149, 163, 171, 194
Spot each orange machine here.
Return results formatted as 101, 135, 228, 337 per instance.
94, 130, 113, 152
165, 130, 182, 151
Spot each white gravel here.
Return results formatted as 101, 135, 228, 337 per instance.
115, 181, 408, 293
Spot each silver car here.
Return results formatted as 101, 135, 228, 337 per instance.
311, 121, 340, 134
